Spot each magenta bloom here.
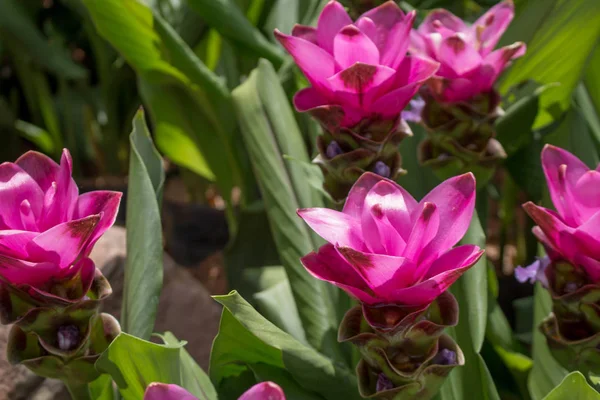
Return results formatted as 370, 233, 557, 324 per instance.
410, 0, 525, 103
523, 145, 600, 282
298, 172, 483, 307
144, 382, 285, 400
274, 1, 439, 129
0, 149, 121, 289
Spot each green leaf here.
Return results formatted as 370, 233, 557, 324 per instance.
439, 213, 500, 400
528, 284, 568, 400
543, 372, 600, 400
186, 0, 284, 66
397, 124, 440, 199
82, 0, 251, 204
0, 0, 87, 79
121, 110, 165, 340
14, 120, 55, 155
499, 0, 600, 128
210, 291, 361, 400
249, 363, 324, 400
160, 332, 218, 400
232, 59, 340, 353
88, 375, 116, 400
95, 333, 183, 400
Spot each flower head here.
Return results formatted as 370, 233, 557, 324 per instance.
0, 149, 121, 293
410, 0, 525, 103
298, 172, 483, 307
523, 145, 600, 282
144, 382, 285, 400
274, 1, 438, 130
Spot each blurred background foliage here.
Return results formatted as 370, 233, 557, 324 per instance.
1, 0, 600, 399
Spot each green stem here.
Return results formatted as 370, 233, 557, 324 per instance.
65, 381, 92, 400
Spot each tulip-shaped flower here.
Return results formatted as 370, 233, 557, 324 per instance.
410, 0, 525, 187
0, 149, 122, 389
521, 145, 600, 375
298, 172, 482, 399
299, 172, 482, 307
0, 149, 120, 292
275, 0, 439, 201
144, 381, 285, 400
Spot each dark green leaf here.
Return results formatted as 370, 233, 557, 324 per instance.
499, 0, 600, 128
122, 110, 165, 340
210, 291, 361, 400
232, 59, 340, 353
95, 333, 183, 400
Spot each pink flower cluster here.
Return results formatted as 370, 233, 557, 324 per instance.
410, 0, 525, 103
144, 381, 285, 400
523, 146, 600, 282
299, 172, 483, 307
0, 149, 121, 292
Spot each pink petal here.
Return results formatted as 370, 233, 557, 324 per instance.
357, 1, 406, 51
274, 30, 337, 91
15, 151, 60, 192
423, 244, 485, 279
291, 24, 317, 44
389, 245, 483, 306
144, 383, 197, 400
40, 149, 79, 230
472, 0, 514, 54
403, 202, 439, 262
360, 181, 408, 255
301, 244, 377, 303
523, 202, 574, 259
239, 382, 286, 400
438, 35, 482, 77
427, 76, 479, 103
409, 30, 428, 56
355, 17, 378, 48
74, 191, 122, 249
26, 215, 100, 267
380, 11, 416, 69
481, 42, 526, 83
370, 56, 438, 115
0, 230, 38, 259
297, 208, 364, 249
316, 0, 353, 54
336, 246, 417, 298
575, 253, 600, 282
573, 171, 600, 221
418, 173, 476, 262
532, 226, 561, 260
574, 211, 600, 260
293, 87, 330, 112
0, 162, 44, 230
0, 254, 62, 287
418, 9, 467, 36
333, 25, 380, 69
328, 63, 396, 109
542, 145, 590, 225
343, 172, 384, 218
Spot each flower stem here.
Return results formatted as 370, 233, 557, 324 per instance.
65, 381, 92, 400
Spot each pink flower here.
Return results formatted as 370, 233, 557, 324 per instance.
298, 172, 483, 307
144, 382, 285, 400
0, 149, 121, 290
274, 1, 439, 129
523, 145, 600, 282
410, 0, 526, 103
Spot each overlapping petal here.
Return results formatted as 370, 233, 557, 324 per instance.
411, 0, 523, 102
298, 173, 480, 307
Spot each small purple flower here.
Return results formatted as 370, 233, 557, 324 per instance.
401, 97, 425, 123
57, 325, 80, 351
372, 161, 391, 178
515, 256, 550, 287
326, 141, 344, 159
432, 348, 457, 366
376, 373, 394, 392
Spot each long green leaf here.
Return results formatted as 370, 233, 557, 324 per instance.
96, 333, 183, 400
542, 372, 600, 400
186, 0, 284, 66
122, 110, 165, 340
232, 59, 339, 353
210, 291, 360, 400
0, 0, 87, 79
499, 0, 600, 128
528, 284, 568, 400
82, 0, 251, 205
